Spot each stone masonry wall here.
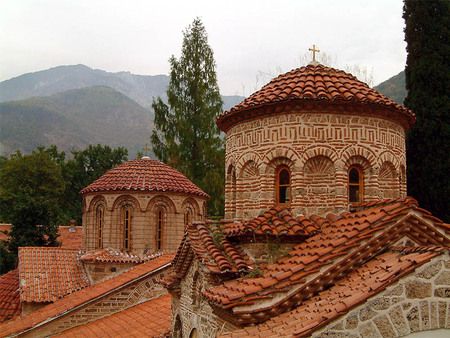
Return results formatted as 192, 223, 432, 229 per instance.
313, 252, 450, 337
224, 112, 407, 219
172, 259, 239, 337
21, 266, 169, 337
83, 191, 207, 254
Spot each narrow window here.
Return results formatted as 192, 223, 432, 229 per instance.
184, 207, 192, 228
156, 209, 164, 250
123, 206, 132, 251
276, 166, 291, 205
96, 205, 104, 249
348, 166, 363, 203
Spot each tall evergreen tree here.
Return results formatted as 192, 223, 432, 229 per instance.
403, 0, 449, 222
151, 18, 224, 216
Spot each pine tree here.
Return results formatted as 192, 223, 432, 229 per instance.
151, 18, 224, 216
403, 0, 449, 222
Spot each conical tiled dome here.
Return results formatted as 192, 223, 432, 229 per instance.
217, 64, 414, 132
80, 158, 209, 198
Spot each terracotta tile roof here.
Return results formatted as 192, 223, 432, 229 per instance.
18, 247, 90, 303
0, 224, 11, 241
221, 247, 445, 337
57, 226, 82, 249
80, 158, 210, 199
203, 197, 450, 324
222, 206, 322, 238
0, 254, 174, 337
216, 64, 415, 132
161, 222, 254, 292
54, 294, 171, 337
81, 249, 164, 264
0, 269, 21, 323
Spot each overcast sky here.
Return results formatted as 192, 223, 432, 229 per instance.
0, 0, 407, 96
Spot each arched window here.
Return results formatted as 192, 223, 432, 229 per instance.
156, 208, 165, 250
184, 207, 193, 228
348, 165, 363, 203
96, 205, 104, 249
123, 206, 132, 251
276, 166, 291, 205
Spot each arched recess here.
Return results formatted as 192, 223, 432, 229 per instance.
340, 145, 377, 170
173, 315, 183, 338
86, 195, 108, 250
265, 157, 296, 207
379, 161, 399, 199
300, 145, 339, 169
226, 163, 237, 219
181, 197, 200, 227
303, 155, 336, 206
147, 195, 177, 251
110, 195, 139, 252
262, 146, 300, 169
238, 160, 261, 209
345, 156, 372, 203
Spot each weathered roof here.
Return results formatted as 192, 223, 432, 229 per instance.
80, 158, 210, 199
220, 246, 445, 337
217, 64, 415, 132
81, 249, 164, 264
0, 254, 174, 337
54, 294, 171, 337
0, 269, 21, 323
18, 247, 90, 303
222, 206, 322, 238
202, 197, 450, 324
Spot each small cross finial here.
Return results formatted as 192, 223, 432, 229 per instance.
309, 44, 320, 61
142, 143, 150, 156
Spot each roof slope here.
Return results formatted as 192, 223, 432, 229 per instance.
217, 64, 415, 132
18, 247, 90, 303
203, 197, 450, 324
0, 254, 174, 337
221, 247, 445, 337
54, 294, 171, 337
80, 158, 209, 198
0, 269, 21, 323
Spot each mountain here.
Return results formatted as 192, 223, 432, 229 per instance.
0, 87, 154, 156
0, 65, 169, 109
373, 70, 406, 105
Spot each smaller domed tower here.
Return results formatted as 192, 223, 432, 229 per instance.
80, 157, 209, 253
217, 64, 415, 219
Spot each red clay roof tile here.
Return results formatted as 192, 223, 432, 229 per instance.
81, 248, 163, 264
80, 158, 209, 198
0, 269, 21, 323
18, 247, 90, 303
217, 64, 415, 132
0, 254, 173, 337
54, 294, 171, 337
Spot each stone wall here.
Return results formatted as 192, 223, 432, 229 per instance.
83, 262, 136, 284
171, 259, 239, 337
313, 253, 450, 337
224, 112, 407, 219
20, 266, 169, 337
82, 191, 207, 254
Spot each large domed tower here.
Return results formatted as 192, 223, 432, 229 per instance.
217, 63, 415, 220
80, 157, 209, 253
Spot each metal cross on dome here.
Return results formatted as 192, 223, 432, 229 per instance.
142, 143, 151, 156
309, 44, 320, 61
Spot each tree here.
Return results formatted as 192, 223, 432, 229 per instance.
0, 148, 64, 272
151, 18, 225, 216
403, 0, 449, 222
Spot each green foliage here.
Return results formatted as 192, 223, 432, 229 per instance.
151, 18, 225, 217
403, 0, 450, 222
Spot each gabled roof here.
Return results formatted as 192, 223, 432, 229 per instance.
54, 294, 171, 337
18, 247, 90, 303
222, 206, 322, 238
216, 64, 415, 132
0, 269, 21, 323
80, 157, 210, 199
203, 197, 450, 324
0, 254, 174, 337
220, 246, 446, 337
81, 248, 163, 264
